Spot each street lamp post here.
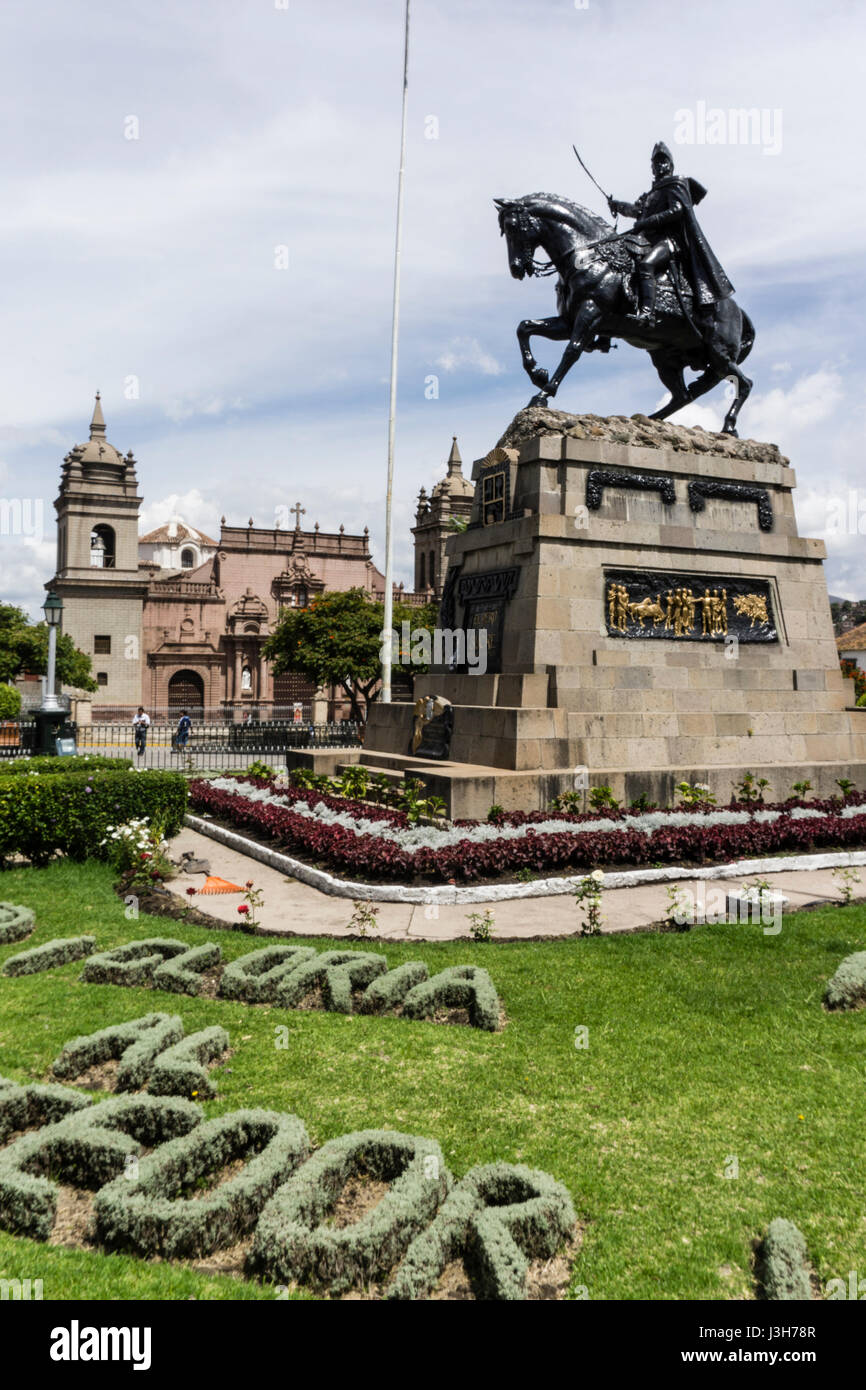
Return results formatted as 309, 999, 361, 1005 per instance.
36, 591, 67, 754
41, 591, 63, 713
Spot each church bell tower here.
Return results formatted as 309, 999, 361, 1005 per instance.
50, 394, 147, 707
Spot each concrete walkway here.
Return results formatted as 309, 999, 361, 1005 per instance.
167, 826, 866, 942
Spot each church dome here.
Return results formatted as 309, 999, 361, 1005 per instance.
67, 392, 125, 467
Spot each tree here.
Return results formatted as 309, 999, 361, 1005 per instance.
0, 603, 97, 692
263, 588, 438, 721
0, 683, 21, 719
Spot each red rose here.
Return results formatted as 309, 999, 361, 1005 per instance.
238, 904, 249, 914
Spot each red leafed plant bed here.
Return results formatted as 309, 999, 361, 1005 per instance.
187, 779, 866, 886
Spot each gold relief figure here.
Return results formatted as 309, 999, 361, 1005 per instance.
682, 588, 696, 634
664, 587, 678, 632
665, 586, 696, 637
666, 587, 683, 636
700, 588, 713, 636
607, 582, 627, 631
628, 593, 666, 629
713, 588, 728, 636
733, 592, 769, 629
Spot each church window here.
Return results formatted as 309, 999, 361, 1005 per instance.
180, 548, 195, 569
419, 552, 426, 588
96, 672, 108, 687
94, 635, 111, 654
429, 551, 436, 588
292, 586, 308, 608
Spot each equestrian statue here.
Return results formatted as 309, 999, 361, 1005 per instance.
494, 141, 754, 435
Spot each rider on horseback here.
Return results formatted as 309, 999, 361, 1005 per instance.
608, 142, 734, 330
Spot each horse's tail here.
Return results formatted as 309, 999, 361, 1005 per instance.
737, 309, 755, 364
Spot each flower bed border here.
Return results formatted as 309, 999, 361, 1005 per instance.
186, 812, 866, 906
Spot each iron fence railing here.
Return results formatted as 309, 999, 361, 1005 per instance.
75, 720, 363, 753
0, 720, 39, 758
0, 719, 362, 770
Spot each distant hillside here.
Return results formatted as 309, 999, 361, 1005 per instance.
831, 598, 866, 636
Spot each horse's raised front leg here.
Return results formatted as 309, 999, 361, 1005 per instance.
516, 316, 569, 390
531, 302, 602, 405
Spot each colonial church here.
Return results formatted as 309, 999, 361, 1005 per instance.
49, 396, 472, 719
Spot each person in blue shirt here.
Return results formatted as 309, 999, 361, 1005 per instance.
175, 710, 192, 750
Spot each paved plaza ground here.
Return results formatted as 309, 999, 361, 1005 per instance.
169, 824, 866, 941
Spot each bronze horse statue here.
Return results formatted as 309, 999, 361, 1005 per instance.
495, 193, 754, 435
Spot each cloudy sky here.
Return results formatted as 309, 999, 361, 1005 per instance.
1, 0, 864, 617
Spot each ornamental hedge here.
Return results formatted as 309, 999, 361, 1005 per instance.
272, 950, 389, 1014
403, 966, 501, 1032
824, 951, 866, 1010
0, 767, 186, 865
0, 1093, 201, 1241
21, 936, 504, 1031
152, 943, 222, 997
387, 1162, 576, 1300
95, 1109, 310, 1259
148, 1026, 230, 1099
51, 1013, 185, 1091
0, 1075, 89, 1144
358, 961, 429, 1014
0, 755, 133, 776
81, 938, 189, 989
2, 935, 95, 977
0, 902, 35, 946
219, 945, 318, 1004
0, 1088, 577, 1294
249, 1129, 449, 1292
760, 1218, 814, 1301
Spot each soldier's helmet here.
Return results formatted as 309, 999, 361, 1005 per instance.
651, 141, 674, 172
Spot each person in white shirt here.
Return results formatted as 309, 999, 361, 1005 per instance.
132, 706, 151, 757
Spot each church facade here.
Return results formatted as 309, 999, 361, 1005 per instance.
49, 397, 474, 720
50, 397, 388, 719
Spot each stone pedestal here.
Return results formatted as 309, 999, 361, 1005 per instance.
365, 409, 866, 818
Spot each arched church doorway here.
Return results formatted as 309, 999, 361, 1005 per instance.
168, 670, 205, 718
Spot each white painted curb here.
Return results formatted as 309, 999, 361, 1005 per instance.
184, 814, 866, 905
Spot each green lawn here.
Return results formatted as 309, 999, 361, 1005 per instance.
0, 858, 864, 1300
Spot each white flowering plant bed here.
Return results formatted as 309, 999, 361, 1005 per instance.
187, 776, 866, 889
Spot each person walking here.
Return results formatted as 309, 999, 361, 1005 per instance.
132, 706, 150, 758
175, 709, 192, 752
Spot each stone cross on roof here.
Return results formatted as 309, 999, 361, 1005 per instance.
290, 501, 306, 530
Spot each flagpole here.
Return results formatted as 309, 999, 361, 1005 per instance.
381, 0, 411, 704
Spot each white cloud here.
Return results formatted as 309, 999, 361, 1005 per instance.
0, 535, 56, 620
746, 370, 844, 440
1, 0, 866, 615
138, 490, 221, 539
436, 338, 505, 377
